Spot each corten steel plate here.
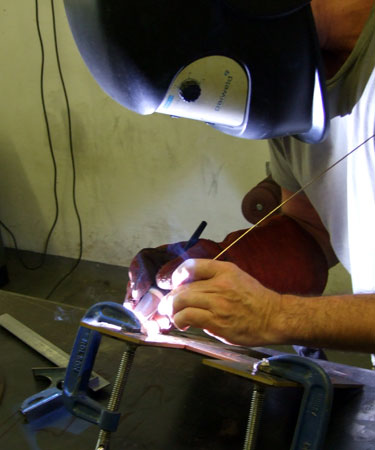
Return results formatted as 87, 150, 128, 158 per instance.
203, 359, 297, 387
81, 318, 254, 362
202, 359, 363, 389
81, 319, 362, 388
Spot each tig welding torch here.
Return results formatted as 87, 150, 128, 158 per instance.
131, 221, 207, 322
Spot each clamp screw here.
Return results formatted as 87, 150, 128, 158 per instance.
243, 384, 265, 450
95, 345, 137, 450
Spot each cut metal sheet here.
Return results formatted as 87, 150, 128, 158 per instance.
81, 319, 362, 388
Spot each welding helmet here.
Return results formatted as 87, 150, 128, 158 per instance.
64, 0, 328, 143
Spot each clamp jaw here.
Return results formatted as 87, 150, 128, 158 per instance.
21, 302, 141, 432
257, 354, 333, 450
63, 302, 141, 431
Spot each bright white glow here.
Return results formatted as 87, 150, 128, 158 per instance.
158, 295, 173, 317
171, 265, 190, 288
84, 318, 122, 332
142, 320, 160, 338
203, 328, 227, 344
131, 289, 140, 300
123, 300, 135, 311
125, 289, 174, 336
203, 329, 239, 346
156, 316, 172, 331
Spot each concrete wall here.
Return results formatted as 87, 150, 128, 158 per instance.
0, 1, 351, 294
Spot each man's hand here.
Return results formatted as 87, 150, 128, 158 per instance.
163, 258, 375, 353
162, 258, 282, 346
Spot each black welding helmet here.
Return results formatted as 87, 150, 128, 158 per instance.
64, 0, 329, 143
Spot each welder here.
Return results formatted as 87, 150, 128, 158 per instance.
64, 1, 375, 355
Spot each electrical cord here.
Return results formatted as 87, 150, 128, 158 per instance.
0, 0, 83, 298
0, 0, 60, 271
46, 0, 83, 299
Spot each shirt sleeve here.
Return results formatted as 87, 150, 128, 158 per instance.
268, 138, 302, 193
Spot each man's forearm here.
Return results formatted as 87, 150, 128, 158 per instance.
275, 293, 375, 353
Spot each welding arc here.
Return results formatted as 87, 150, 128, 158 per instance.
214, 134, 375, 261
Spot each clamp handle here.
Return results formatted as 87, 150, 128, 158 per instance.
62, 325, 120, 431
261, 354, 333, 450
62, 302, 141, 431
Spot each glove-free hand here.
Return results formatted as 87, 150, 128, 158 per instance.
162, 258, 283, 346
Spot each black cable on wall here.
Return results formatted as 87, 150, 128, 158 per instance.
46, 0, 83, 299
0, 0, 83, 298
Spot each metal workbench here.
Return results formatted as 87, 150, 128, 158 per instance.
1, 289, 375, 449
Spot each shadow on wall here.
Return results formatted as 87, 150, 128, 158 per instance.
0, 137, 55, 253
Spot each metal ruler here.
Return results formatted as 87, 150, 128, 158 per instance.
0, 313, 109, 391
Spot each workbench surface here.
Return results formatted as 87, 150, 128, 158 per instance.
1, 289, 375, 449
